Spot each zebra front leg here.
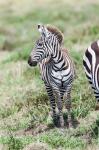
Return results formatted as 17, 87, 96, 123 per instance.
65, 88, 72, 128
45, 85, 57, 126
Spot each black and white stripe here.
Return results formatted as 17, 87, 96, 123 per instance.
83, 40, 99, 102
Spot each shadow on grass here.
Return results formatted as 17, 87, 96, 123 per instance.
23, 112, 79, 137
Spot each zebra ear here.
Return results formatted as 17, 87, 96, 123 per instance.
38, 24, 50, 38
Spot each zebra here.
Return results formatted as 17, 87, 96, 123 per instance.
28, 24, 75, 127
83, 40, 99, 107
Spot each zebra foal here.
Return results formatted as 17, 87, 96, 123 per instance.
83, 40, 99, 108
28, 24, 75, 127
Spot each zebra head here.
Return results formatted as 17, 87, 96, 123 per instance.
28, 24, 63, 66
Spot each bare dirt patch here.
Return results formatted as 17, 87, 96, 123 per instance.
23, 142, 50, 150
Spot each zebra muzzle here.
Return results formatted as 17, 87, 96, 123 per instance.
28, 57, 37, 67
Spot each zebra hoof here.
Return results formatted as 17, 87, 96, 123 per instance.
68, 124, 73, 129
53, 118, 59, 127
59, 116, 64, 128
68, 120, 73, 129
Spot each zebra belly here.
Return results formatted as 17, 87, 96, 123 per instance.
51, 70, 73, 89
39, 63, 73, 91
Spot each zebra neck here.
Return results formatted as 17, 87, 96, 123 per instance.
52, 49, 66, 71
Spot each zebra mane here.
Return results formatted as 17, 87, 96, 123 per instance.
46, 25, 64, 44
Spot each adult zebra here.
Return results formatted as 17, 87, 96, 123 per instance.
83, 40, 99, 107
28, 24, 75, 127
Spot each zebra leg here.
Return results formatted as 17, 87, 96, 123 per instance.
45, 85, 57, 125
90, 83, 99, 110
56, 91, 64, 127
60, 90, 64, 102
65, 87, 72, 128
95, 101, 99, 110
94, 90, 99, 110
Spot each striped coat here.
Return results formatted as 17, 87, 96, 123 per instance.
83, 40, 99, 102
39, 48, 75, 89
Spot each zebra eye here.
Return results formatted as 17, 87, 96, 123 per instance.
38, 43, 43, 46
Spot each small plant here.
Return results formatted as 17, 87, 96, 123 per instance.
5, 127, 23, 150
7, 135, 23, 150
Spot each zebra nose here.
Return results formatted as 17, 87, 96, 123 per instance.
32, 61, 37, 66
28, 57, 37, 67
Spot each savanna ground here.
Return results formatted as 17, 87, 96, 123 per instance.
0, 0, 99, 149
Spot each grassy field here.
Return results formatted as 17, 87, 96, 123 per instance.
0, 0, 99, 149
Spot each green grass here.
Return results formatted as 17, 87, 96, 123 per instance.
0, 0, 99, 149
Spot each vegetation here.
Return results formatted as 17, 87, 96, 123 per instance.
0, 0, 99, 149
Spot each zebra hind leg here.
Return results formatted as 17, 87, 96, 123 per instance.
91, 86, 99, 110
65, 88, 72, 128
94, 91, 99, 110
56, 91, 64, 127
45, 85, 58, 126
